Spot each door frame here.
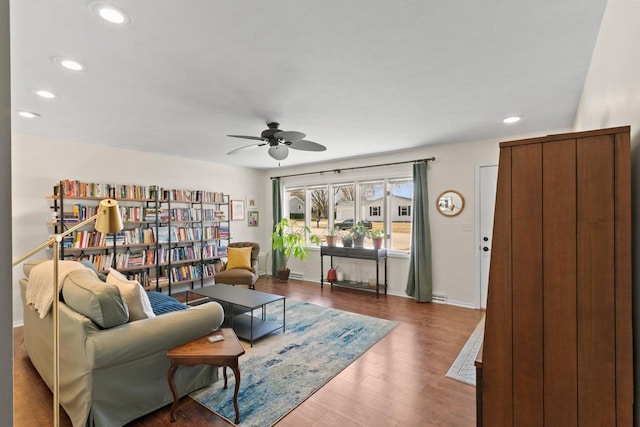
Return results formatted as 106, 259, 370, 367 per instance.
474, 161, 498, 309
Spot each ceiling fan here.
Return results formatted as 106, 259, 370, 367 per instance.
227, 122, 326, 161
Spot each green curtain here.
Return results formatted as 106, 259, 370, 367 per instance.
406, 161, 433, 302
271, 178, 284, 276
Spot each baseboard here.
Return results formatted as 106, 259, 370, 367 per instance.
303, 279, 477, 309
13, 321, 24, 328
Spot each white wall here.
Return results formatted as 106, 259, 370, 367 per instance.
1, 0, 13, 424
572, 0, 640, 419
11, 132, 269, 324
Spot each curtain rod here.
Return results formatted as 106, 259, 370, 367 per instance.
270, 157, 435, 180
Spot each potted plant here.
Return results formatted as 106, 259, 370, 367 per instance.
271, 217, 320, 281
350, 221, 368, 248
324, 225, 340, 247
341, 230, 354, 248
368, 229, 385, 249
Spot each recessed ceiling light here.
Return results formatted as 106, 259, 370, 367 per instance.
18, 111, 40, 118
503, 116, 521, 124
33, 90, 56, 99
53, 57, 84, 71
89, 2, 133, 26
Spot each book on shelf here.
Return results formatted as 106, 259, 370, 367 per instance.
156, 226, 178, 243
217, 245, 228, 257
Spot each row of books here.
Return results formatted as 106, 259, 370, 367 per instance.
115, 249, 161, 269
55, 180, 227, 204
170, 208, 226, 222
169, 265, 202, 282
165, 189, 226, 204
57, 205, 228, 226
168, 260, 224, 282
72, 253, 114, 272
62, 228, 227, 250
113, 245, 227, 269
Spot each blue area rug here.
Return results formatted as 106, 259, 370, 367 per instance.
190, 299, 398, 426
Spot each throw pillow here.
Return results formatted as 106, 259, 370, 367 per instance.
106, 268, 156, 321
226, 246, 252, 271
79, 259, 107, 281
62, 269, 129, 329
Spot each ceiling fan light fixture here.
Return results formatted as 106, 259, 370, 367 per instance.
268, 145, 289, 160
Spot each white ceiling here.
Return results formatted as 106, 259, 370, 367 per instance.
10, 0, 607, 169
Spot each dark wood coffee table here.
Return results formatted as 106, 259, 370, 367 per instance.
167, 328, 245, 424
187, 284, 285, 347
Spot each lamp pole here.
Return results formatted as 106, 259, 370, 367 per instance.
13, 200, 122, 427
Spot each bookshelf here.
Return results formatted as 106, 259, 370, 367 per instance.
49, 180, 230, 294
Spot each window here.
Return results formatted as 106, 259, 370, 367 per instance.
390, 179, 413, 251
333, 183, 355, 226
398, 206, 411, 216
309, 186, 328, 244
282, 177, 414, 252
285, 187, 305, 230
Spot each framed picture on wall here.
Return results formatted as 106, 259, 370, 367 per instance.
248, 211, 259, 227
247, 197, 257, 210
231, 199, 245, 221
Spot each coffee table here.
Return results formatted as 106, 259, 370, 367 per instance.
167, 328, 245, 424
187, 284, 285, 347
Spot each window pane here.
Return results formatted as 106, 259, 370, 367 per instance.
360, 181, 384, 245
333, 183, 355, 229
389, 180, 413, 251
309, 186, 328, 245
286, 187, 305, 230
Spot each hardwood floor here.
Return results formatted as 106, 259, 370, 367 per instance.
13, 277, 484, 426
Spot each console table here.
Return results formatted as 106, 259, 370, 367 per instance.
320, 246, 387, 298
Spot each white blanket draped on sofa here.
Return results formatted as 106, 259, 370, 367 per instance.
26, 260, 85, 318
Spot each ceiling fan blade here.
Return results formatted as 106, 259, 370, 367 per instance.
274, 130, 305, 142
227, 134, 268, 142
288, 139, 327, 152
227, 142, 267, 155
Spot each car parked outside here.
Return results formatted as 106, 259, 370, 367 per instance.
335, 219, 372, 230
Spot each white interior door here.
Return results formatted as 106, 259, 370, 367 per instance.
479, 165, 498, 309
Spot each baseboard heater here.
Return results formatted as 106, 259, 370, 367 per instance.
289, 271, 305, 281
432, 293, 447, 303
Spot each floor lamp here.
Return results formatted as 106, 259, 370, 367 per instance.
13, 199, 123, 427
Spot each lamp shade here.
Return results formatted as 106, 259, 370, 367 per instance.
268, 145, 289, 160
94, 199, 124, 234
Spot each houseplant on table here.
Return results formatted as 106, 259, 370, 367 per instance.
271, 217, 321, 281
368, 229, 385, 249
324, 225, 340, 247
350, 221, 368, 248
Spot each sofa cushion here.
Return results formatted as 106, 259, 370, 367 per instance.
62, 269, 129, 329
106, 269, 156, 321
226, 246, 252, 270
146, 291, 188, 315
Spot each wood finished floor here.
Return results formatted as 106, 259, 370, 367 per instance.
13, 277, 484, 426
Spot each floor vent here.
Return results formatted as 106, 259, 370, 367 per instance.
289, 271, 305, 281
432, 293, 447, 304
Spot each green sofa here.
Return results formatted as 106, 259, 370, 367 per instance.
19, 260, 224, 427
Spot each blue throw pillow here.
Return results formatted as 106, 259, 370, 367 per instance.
79, 260, 107, 281
146, 291, 188, 315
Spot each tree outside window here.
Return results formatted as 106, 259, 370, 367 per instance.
309, 186, 328, 244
